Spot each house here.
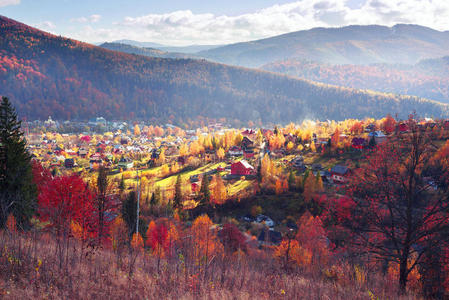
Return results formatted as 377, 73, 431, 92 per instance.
228, 146, 243, 157
231, 160, 255, 176
368, 131, 387, 144
258, 228, 282, 246
291, 156, 306, 173
191, 182, 200, 193
330, 165, 351, 184
398, 122, 409, 133
243, 149, 255, 159
255, 214, 275, 227
351, 137, 367, 150
118, 157, 134, 170
365, 124, 376, 132
89, 155, 103, 169
64, 158, 75, 168
241, 137, 254, 150
242, 129, 256, 138
78, 147, 88, 158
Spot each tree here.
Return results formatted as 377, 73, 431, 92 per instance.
122, 191, 137, 237
0, 96, 37, 229
173, 174, 183, 209
191, 215, 223, 264
151, 186, 161, 207
199, 175, 210, 206
219, 223, 247, 254
288, 171, 296, 191
133, 124, 141, 136
382, 114, 396, 134
118, 175, 125, 194
216, 147, 225, 161
303, 172, 316, 202
211, 174, 226, 205
341, 121, 449, 294
95, 166, 114, 242
38, 174, 95, 239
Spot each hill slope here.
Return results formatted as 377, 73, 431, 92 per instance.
198, 24, 449, 68
99, 42, 197, 59
0, 16, 448, 123
262, 57, 449, 104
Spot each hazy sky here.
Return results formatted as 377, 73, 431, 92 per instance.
1, 0, 449, 46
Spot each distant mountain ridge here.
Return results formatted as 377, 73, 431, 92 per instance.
111, 40, 221, 53
100, 42, 198, 59
0, 15, 448, 124
198, 24, 449, 67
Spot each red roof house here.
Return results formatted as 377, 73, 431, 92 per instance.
231, 160, 255, 176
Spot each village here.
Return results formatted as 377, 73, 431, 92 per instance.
25, 115, 449, 246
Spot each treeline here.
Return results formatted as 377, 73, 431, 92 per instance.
263, 58, 449, 104
1, 16, 448, 124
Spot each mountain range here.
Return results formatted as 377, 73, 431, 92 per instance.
111, 40, 220, 53
0, 15, 448, 124
197, 24, 449, 68
100, 42, 199, 60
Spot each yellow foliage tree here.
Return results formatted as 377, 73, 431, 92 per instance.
210, 174, 227, 205
216, 147, 225, 161
179, 143, 189, 157
131, 232, 144, 251
191, 215, 223, 262
134, 124, 141, 136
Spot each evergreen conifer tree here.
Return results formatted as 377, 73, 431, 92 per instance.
0, 97, 36, 229
121, 191, 137, 237
173, 174, 182, 209
199, 174, 210, 206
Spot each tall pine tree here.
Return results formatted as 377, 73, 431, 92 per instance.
173, 174, 182, 209
0, 97, 36, 229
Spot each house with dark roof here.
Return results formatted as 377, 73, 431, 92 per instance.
330, 165, 351, 184
258, 229, 282, 246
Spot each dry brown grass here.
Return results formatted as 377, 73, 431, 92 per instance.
0, 230, 421, 300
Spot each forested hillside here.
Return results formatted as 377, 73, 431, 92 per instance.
262, 57, 449, 104
198, 24, 449, 67
0, 16, 448, 123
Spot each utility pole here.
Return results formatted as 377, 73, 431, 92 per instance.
136, 170, 141, 235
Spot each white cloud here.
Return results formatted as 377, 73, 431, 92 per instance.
71, 14, 102, 23
68, 0, 449, 45
0, 0, 20, 7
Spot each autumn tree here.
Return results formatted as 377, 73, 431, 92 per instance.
133, 124, 141, 136
179, 143, 188, 157
341, 120, 449, 294
210, 174, 226, 205
219, 223, 247, 254
190, 215, 223, 272
38, 174, 95, 240
216, 147, 225, 161
382, 114, 397, 134
303, 171, 316, 202
0, 96, 37, 229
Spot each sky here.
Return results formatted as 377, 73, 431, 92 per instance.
1, 0, 449, 46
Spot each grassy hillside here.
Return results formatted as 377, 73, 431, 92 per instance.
1, 16, 448, 123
